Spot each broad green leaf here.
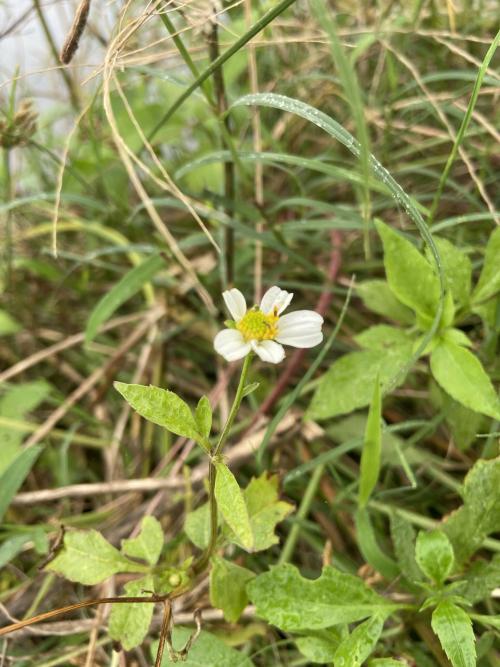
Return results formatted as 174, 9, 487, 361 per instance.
355, 325, 413, 351
46, 530, 146, 584
247, 564, 397, 631
389, 513, 423, 583
430, 341, 500, 420
359, 378, 382, 508
334, 614, 385, 667
296, 630, 342, 663
215, 462, 253, 551
114, 383, 205, 444
415, 530, 454, 584
238, 473, 293, 551
0, 446, 42, 522
369, 660, 410, 666
355, 509, 399, 580
426, 237, 471, 308
473, 226, 500, 304
0, 310, 21, 335
153, 627, 255, 666
443, 457, 500, 564
121, 516, 163, 566
307, 347, 411, 420
458, 554, 500, 604
108, 575, 155, 650
209, 556, 254, 622
85, 254, 166, 343
356, 281, 414, 324
442, 394, 482, 451
194, 395, 212, 441
0, 381, 51, 473
431, 601, 476, 667
375, 220, 439, 320
184, 502, 212, 550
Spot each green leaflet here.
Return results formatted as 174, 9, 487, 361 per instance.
114, 382, 208, 448
415, 530, 455, 584
247, 564, 398, 631
431, 601, 476, 667
121, 516, 163, 566
85, 254, 166, 344
184, 502, 212, 550
375, 220, 440, 320
307, 347, 412, 420
389, 513, 423, 583
355, 325, 414, 351
46, 530, 147, 585
358, 378, 382, 508
108, 575, 155, 651
443, 457, 500, 564
334, 614, 385, 667
355, 509, 399, 580
295, 630, 342, 664
424, 237, 472, 308
152, 627, 255, 666
430, 341, 500, 420
472, 226, 500, 304
194, 395, 212, 439
356, 280, 414, 324
215, 462, 253, 551
0, 310, 21, 335
209, 556, 255, 623
0, 446, 42, 522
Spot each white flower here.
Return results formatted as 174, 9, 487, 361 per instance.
214, 286, 323, 364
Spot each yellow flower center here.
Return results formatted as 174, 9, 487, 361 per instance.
236, 308, 279, 342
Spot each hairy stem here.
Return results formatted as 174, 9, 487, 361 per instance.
192, 353, 253, 574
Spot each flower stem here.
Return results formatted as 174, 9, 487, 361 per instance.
192, 353, 253, 574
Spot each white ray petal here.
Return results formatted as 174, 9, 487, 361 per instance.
260, 286, 294, 315
251, 339, 285, 364
214, 329, 251, 361
276, 331, 323, 348
222, 289, 247, 321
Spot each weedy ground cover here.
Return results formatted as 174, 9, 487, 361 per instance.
0, 1, 499, 665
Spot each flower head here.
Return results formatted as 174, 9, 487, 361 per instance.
214, 286, 323, 364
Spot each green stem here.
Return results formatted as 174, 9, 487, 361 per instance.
3, 148, 12, 289
278, 464, 325, 564
192, 353, 253, 574
148, 0, 298, 141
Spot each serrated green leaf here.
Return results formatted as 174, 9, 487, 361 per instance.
334, 614, 385, 667
238, 474, 293, 552
425, 237, 472, 308
359, 378, 382, 508
85, 254, 166, 344
121, 516, 163, 566
473, 226, 500, 304
430, 341, 500, 420
389, 513, 423, 583
415, 530, 455, 584
247, 564, 398, 631
209, 556, 255, 623
215, 462, 253, 551
108, 575, 155, 650
458, 554, 500, 604
114, 382, 205, 444
443, 457, 500, 564
308, 346, 412, 421
431, 601, 476, 667
357, 281, 414, 324
295, 631, 342, 663
375, 220, 440, 320
152, 627, 255, 666
0, 446, 42, 522
46, 530, 147, 584
194, 396, 212, 441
